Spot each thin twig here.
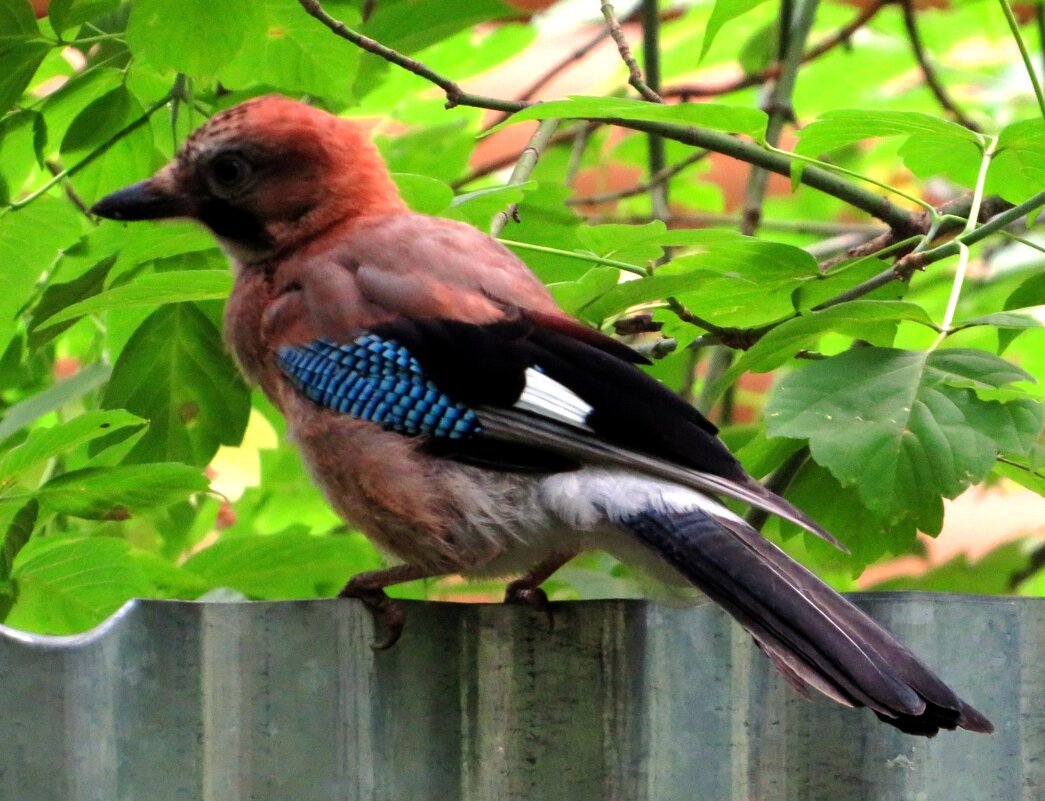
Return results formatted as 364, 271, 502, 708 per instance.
567, 150, 710, 206
601, 2, 663, 102
663, 0, 884, 99
816, 193, 1013, 271
490, 119, 561, 236
901, 0, 980, 130
298, 0, 529, 113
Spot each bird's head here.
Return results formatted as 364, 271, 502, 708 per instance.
91, 95, 406, 265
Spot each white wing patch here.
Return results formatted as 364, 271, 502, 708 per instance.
514, 367, 592, 428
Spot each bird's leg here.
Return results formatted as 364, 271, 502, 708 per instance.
339, 563, 447, 651
504, 551, 578, 631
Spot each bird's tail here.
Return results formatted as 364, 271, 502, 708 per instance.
624, 508, 993, 736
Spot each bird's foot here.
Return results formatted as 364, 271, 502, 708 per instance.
504, 579, 555, 632
339, 582, 405, 651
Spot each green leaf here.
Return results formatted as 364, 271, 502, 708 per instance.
492, 96, 768, 140
100, 304, 251, 466
217, 0, 361, 102
1, 499, 37, 585
775, 461, 919, 570
38, 269, 233, 328
707, 301, 938, 400
391, 173, 454, 215
0, 410, 145, 481
33, 463, 209, 518
766, 348, 1045, 529
986, 118, 1045, 205
48, 0, 121, 33
0, 197, 85, 355
0, 1, 48, 113
999, 272, 1045, 350
993, 458, 1045, 495
361, 0, 515, 55
795, 109, 980, 157
5, 537, 151, 634
701, 0, 769, 62
0, 110, 44, 204
580, 232, 818, 325
182, 531, 382, 599
127, 0, 264, 77
0, 1, 38, 42
0, 364, 112, 443
60, 86, 156, 200
954, 309, 1044, 333
29, 255, 116, 348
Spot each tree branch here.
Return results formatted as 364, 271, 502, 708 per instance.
601, 2, 663, 102
490, 119, 560, 236
901, 0, 980, 130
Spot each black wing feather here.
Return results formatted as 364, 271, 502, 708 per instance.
369, 314, 745, 481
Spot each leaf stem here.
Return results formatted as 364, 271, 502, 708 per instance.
932, 135, 998, 346
495, 239, 648, 276
999, 0, 1045, 122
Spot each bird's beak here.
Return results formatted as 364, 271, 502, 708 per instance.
91, 168, 192, 221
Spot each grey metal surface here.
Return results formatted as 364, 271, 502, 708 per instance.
0, 594, 1038, 801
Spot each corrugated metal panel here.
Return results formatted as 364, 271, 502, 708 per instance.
0, 594, 1039, 801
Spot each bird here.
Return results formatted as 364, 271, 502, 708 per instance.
91, 95, 992, 737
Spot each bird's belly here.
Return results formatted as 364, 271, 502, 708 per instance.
281, 392, 567, 572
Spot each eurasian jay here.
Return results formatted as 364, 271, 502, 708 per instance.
91, 95, 992, 736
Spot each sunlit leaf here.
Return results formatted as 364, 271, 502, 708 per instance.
700, 0, 770, 62
5, 537, 151, 634
100, 303, 250, 466
127, 0, 263, 77
33, 463, 209, 518
182, 530, 383, 599
38, 269, 233, 328
767, 348, 1045, 530
0, 410, 144, 481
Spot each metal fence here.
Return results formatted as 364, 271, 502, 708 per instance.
1, 594, 1040, 800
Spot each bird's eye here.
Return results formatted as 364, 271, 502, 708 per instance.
208, 154, 252, 191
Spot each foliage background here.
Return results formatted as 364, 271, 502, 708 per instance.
1, 0, 1043, 634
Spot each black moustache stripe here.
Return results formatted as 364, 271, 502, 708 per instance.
198, 199, 274, 251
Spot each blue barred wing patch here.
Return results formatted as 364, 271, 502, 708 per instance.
278, 336, 480, 439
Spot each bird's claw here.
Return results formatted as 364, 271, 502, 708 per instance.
339, 583, 405, 650
504, 581, 555, 632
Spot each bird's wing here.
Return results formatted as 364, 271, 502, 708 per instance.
276, 311, 843, 549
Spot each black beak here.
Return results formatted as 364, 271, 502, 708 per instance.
90, 179, 192, 221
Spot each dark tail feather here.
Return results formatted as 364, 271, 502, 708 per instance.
625, 509, 993, 737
